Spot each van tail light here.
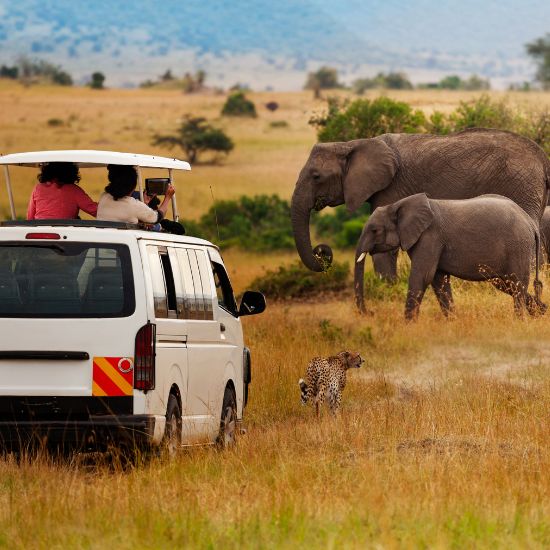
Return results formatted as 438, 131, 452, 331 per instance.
25, 233, 61, 240
134, 322, 156, 391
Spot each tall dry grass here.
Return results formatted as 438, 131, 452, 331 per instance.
0, 258, 549, 547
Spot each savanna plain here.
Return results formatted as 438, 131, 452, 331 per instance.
0, 82, 550, 548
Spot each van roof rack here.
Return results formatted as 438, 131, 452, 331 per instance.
1, 219, 139, 230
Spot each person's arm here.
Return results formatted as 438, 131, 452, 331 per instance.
26, 187, 37, 220
156, 184, 176, 218
75, 187, 98, 218
132, 197, 162, 224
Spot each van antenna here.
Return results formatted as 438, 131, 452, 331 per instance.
210, 185, 220, 241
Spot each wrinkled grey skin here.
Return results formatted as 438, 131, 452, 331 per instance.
354, 193, 546, 320
540, 207, 550, 261
291, 129, 550, 284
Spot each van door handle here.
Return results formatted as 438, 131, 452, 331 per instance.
220, 323, 226, 332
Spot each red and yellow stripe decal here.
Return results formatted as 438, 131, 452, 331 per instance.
92, 357, 134, 397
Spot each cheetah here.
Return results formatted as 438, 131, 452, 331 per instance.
298, 351, 363, 417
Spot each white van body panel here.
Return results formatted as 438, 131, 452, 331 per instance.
0, 225, 250, 448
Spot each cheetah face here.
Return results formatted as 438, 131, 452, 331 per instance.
340, 351, 363, 369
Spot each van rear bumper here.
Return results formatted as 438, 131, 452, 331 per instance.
0, 414, 166, 450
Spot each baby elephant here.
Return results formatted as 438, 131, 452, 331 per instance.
355, 193, 546, 320
299, 351, 363, 417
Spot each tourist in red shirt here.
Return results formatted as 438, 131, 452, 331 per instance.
27, 162, 98, 220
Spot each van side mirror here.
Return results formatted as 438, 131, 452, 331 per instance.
238, 291, 266, 317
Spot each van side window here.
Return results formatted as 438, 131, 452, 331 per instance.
195, 250, 215, 320
147, 245, 168, 318
159, 250, 177, 318
176, 248, 198, 319
211, 261, 237, 316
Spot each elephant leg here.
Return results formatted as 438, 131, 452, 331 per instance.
431, 271, 454, 316
489, 275, 528, 316
372, 250, 398, 282
405, 245, 440, 321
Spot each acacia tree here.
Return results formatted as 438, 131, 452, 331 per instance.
526, 33, 550, 90
152, 115, 234, 164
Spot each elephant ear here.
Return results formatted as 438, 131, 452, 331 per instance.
343, 139, 397, 212
394, 193, 434, 251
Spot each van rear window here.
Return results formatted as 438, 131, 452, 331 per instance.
0, 243, 134, 318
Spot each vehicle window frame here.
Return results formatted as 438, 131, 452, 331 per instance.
211, 260, 237, 317
0, 241, 135, 319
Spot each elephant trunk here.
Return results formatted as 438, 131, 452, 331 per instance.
291, 192, 330, 272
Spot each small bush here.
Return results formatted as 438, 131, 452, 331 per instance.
269, 120, 288, 128
222, 91, 257, 117
312, 203, 370, 248
250, 260, 349, 300
310, 96, 427, 142
359, 265, 409, 302
449, 94, 517, 131
47, 118, 64, 127
182, 194, 293, 251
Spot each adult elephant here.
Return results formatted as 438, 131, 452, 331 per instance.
291, 129, 550, 281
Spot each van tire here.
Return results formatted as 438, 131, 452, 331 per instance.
163, 393, 182, 455
216, 387, 237, 449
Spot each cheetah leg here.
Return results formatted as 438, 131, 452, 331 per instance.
328, 390, 342, 417
316, 384, 327, 418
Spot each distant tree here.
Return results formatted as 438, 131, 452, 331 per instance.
437, 74, 490, 91
526, 33, 550, 90
305, 66, 341, 98
229, 82, 251, 92
15, 57, 72, 86
152, 115, 234, 164
462, 74, 490, 91
221, 91, 257, 117
352, 76, 380, 94
52, 69, 73, 86
90, 72, 106, 89
438, 75, 462, 90
353, 72, 412, 93
0, 65, 19, 79
161, 69, 174, 81
383, 72, 413, 89
182, 70, 207, 93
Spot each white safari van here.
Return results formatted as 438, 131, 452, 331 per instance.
0, 151, 265, 451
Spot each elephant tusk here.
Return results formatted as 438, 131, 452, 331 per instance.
357, 252, 366, 263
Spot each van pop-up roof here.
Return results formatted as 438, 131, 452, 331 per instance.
0, 150, 191, 221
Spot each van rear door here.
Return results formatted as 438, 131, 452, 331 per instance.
0, 240, 139, 397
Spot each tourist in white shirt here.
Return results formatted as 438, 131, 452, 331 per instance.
97, 165, 175, 224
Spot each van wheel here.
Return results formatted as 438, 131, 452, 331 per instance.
163, 394, 182, 455
217, 387, 237, 449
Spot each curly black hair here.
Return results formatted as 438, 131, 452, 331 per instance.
38, 162, 81, 186
105, 165, 138, 200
